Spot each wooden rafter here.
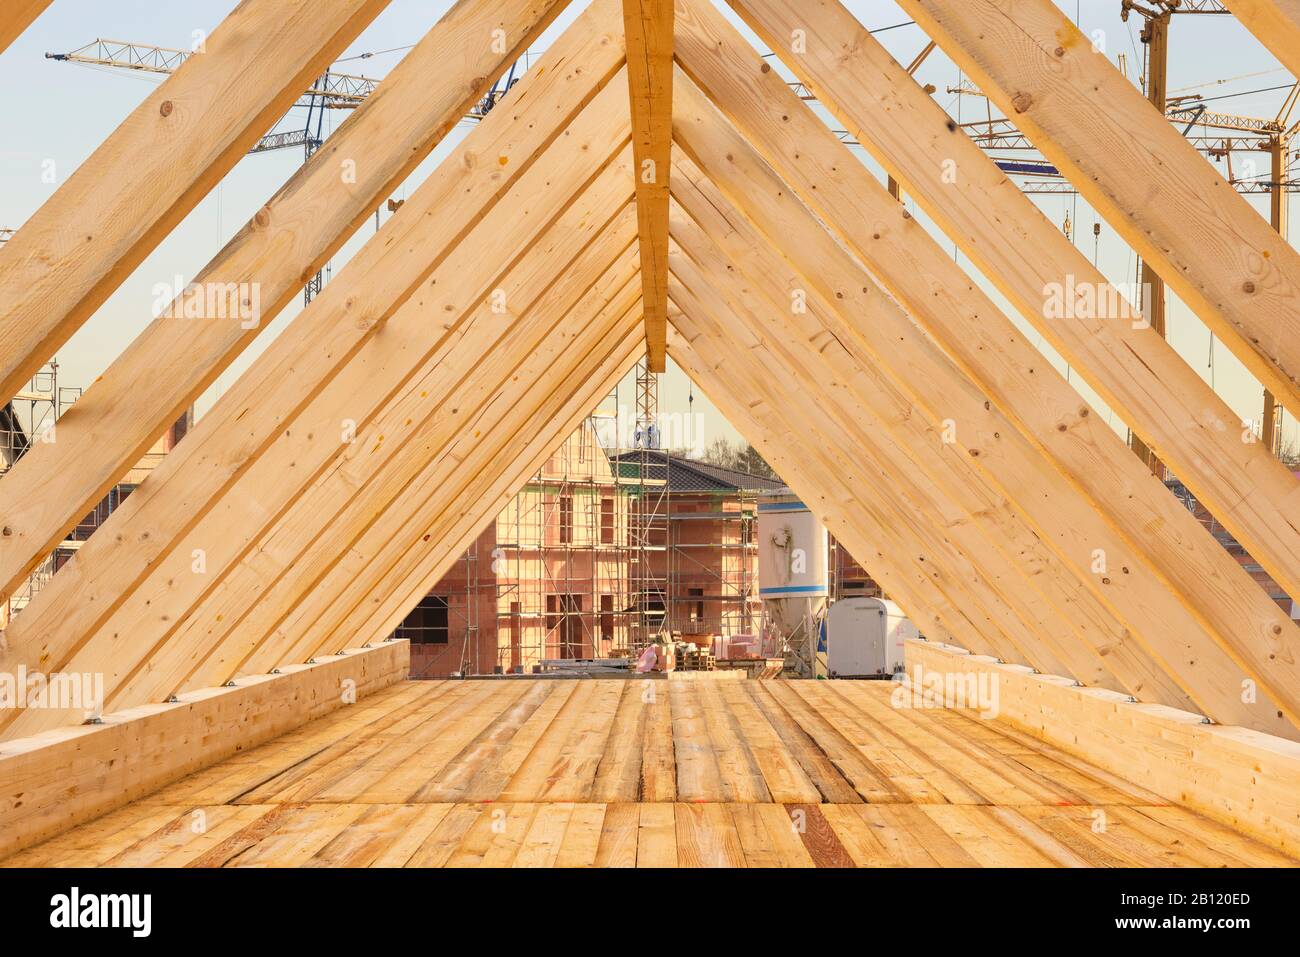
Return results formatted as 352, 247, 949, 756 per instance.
303, 300, 645, 668
1222, 1, 1300, 79
670, 40, 1300, 734
670, 77, 1294, 736
621, 0, 673, 371
2, 149, 635, 745
0, 0, 393, 405
0, 16, 631, 740
0, 0, 574, 608
163, 201, 640, 703
669, 163, 1198, 712
669, 191, 1054, 673
105, 186, 638, 717
726, 0, 1300, 609
0, 0, 51, 55
665, 310, 979, 648
894, 0, 1300, 413
3, 0, 1300, 813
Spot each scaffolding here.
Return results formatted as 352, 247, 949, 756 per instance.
1, 361, 83, 627
402, 408, 638, 677
397, 360, 781, 675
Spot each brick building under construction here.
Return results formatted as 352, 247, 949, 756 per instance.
395, 407, 883, 678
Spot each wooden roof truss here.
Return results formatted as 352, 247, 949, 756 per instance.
0, 0, 1297, 750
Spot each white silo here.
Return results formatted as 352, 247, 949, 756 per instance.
757, 489, 828, 677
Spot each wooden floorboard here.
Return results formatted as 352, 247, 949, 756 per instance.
4, 678, 1295, 868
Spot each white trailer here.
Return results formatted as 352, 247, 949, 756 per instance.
825, 597, 918, 677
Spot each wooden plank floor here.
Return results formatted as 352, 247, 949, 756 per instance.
4, 679, 1295, 867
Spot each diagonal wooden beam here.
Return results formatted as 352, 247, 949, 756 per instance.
669, 78, 1295, 736
670, 52, 1300, 734
1222, 1, 1300, 80
670, 170, 1195, 708
1, 127, 633, 741
668, 204, 1055, 677
0, 21, 629, 739
725, 0, 1300, 615
0, 0, 573, 610
622, 0, 672, 371
0, 0, 50, 55
252, 275, 643, 676
130, 192, 639, 710
665, 310, 988, 651
893, 0, 1300, 414
300, 298, 645, 670
669, 264, 1051, 672
0, 0, 392, 404
243, 265, 639, 675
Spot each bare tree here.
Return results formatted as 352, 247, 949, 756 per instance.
693, 437, 780, 480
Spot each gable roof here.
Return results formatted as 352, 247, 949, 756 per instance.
609, 449, 784, 493
0, 0, 1297, 751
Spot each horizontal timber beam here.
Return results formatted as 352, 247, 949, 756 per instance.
0, 640, 407, 861
906, 639, 1300, 858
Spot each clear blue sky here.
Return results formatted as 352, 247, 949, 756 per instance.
1, 0, 1295, 456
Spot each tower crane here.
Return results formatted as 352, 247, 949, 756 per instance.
944, 1, 1290, 462
46, 38, 528, 303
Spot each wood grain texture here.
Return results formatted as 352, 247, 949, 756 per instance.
7, 677, 1291, 868
0, 0, 50, 55
668, 66, 1297, 737
907, 639, 1300, 859
622, 0, 673, 370
667, 139, 1231, 717
0, 10, 629, 742
0, 0, 573, 608
0, 641, 408, 860
726, 0, 1300, 614
1224, 2, 1300, 81
894, 0, 1300, 413
0, 0, 391, 405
